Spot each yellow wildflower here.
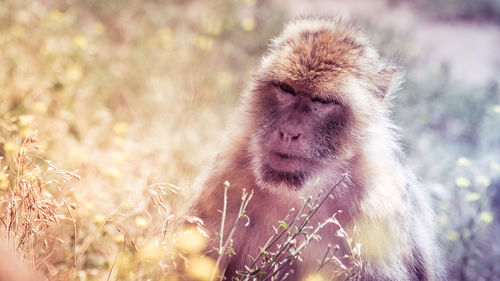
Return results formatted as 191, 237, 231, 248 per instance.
116, 252, 134, 276
3, 142, 18, 154
65, 65, 83, 82
19, 127, 33, 138
93, 214, 106, 224
464, 192, 481, 202
85, 202, 95, 209
112, 122, 129, 135
50, 10, 64, 22
69, 147, 83, 162
135, 217, 148, 229
479, 211, 494, 224
112, 151, 129, 165
187, 256, 218, 281
455, 177, 471, 188
106, 167, 123, 179
456, 157, 471, 167
241, 18, 255, 31
18, 115, 34, 127
446, 230, 460, 241
138, 239, 164, 261
304, 273, 327, 281
121, 200, 133, 211
437, 213, 448, 226
73, 34, 88, 49
33, 101, 48, 114
195, 35, 213, 50
175, 226, 208, 254
114, 234, 125, 243
490, 161, 500, 172
73, 193, 83, 203
493, 105, 500, 114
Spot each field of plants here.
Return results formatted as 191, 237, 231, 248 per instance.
0, 0, 498, 280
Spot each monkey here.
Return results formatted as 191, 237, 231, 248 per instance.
190, 17, 444, 281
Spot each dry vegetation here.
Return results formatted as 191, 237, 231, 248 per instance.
0, 0, 287, 279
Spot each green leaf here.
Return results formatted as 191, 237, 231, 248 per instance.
278, 220, 289, 231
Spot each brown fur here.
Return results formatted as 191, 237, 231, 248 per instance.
191, 18, 443, 281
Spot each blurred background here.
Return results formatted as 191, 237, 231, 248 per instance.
0, 0, 499, 280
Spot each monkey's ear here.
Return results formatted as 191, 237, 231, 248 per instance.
376, 66, 401, 99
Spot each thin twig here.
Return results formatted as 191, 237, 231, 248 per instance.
210, 184, 254, 281
63, 200, 77, 267
219, 181, 229, 253
107, 238, 125, 281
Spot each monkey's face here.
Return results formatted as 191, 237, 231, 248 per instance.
248, 24, 386, 192
250, 79, 354, 191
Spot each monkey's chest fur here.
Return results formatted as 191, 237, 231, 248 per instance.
192, 147, 432, 281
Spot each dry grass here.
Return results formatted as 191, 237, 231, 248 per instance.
0, 131, 79, 269
0, 0, 288, 279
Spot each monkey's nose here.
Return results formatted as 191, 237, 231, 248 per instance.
279, 129, 301, 142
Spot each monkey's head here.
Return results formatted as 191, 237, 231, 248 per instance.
245, 18, 401, 192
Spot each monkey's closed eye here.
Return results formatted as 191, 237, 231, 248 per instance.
311, 97, 338, 105
279, 83, 295, 96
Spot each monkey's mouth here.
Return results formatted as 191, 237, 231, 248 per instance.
267, 151, 312, 172
275, 152, 302, 160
